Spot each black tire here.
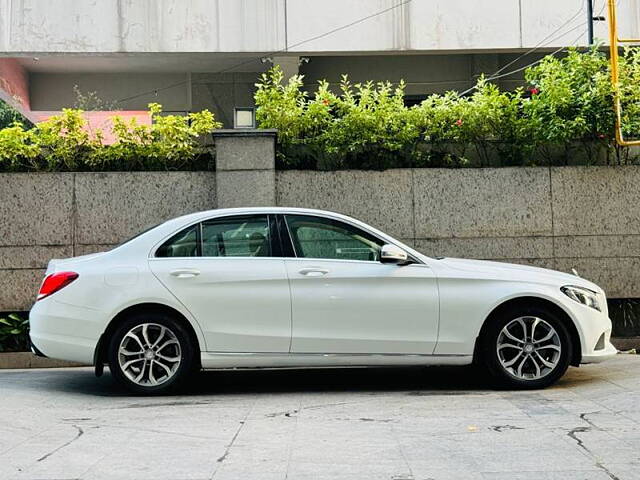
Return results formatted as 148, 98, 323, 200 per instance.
480, 305, 573, 389
107, 312, 195, 395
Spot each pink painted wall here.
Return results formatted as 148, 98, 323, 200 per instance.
0, 58, 31, 114
1, 59, 151, 142
31, 111, 152, 144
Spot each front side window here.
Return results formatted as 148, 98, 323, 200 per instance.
202, 215, 271, 257
285, 215, 383, 261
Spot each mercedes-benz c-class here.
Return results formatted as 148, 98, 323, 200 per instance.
29, 208, 616, 393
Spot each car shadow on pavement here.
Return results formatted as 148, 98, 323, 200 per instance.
184, 365, 492, 396
3, 364, 500, 397
0, 367, 560, 397
6, 364, 598, 397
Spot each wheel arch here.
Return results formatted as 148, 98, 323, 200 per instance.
94, 302, 202, 375
473, 296, 582, 367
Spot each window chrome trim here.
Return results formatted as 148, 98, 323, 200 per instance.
281, 212, 422, 265
148, 210, 424, 265
150, 213, 273, 259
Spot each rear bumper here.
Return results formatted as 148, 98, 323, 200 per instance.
29, 299, 102, 365
29, 331, 96, 365
30, 341, 47, 358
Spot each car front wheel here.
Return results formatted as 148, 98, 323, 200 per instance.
107, 313, 195, 394
481, 306, 572, 389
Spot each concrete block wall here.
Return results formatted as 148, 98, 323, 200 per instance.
2, 132, 640, 311
277, 166, 640, 299
0, 172, 216, 310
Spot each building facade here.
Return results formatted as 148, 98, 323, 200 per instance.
0, 0, 639, 126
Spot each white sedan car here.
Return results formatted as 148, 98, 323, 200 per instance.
30, 207, 616, 393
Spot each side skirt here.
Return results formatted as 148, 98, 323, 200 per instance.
200, 352, 472, 370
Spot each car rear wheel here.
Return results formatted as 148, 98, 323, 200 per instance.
481, 306, 572, 389
107, 313, 195, 394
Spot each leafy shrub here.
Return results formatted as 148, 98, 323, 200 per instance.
0, 103, 221, 172
0, 313, 29, 352
0, 100, 32, 129
523, 47, 616, 164
255, 47, 640, 170
255, 69, 423, 170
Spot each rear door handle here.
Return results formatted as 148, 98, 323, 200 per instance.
170, 268, 201, 278
298, 267, 329, 277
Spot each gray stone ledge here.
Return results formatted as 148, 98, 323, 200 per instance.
0, 245, 72, 269
277, 169, 414, 240
74, 244, 117, 256
215, 134, 276, 171
612, 337, 640, 351
212, 129, 278, 137
75, 171, 216, 245
0, 173, 74, 246
554, 235, 640, 258
413, 168, 552, 238
0, 269, 42, 311
414, 237, 553, 260
0, 352, 87, 369
551, 166, 640, 236
217, 170, 276, 207
555, 256, 640, 298
494, 258, 556, 269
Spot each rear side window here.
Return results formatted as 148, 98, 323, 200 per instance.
155, 215, 271, 258
202, 216, 271, 257
155, 224, 200, 258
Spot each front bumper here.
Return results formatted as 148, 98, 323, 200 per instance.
568, 298, 618, 364
581, 341, 618, 363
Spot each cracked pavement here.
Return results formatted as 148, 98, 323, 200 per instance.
0, 355, 639, 480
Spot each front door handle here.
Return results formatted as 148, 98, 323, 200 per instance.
170, 268, 201, 278
298, 267, 329, 277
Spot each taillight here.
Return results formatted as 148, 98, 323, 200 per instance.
37, 271, 79, 301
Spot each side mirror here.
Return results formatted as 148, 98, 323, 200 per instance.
380, 244, 409, 264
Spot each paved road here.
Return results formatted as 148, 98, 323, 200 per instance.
1, 356, 639, 480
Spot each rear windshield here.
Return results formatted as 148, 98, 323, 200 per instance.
116, 222, 163, 248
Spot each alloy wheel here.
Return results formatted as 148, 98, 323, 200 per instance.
118, 323, 182, 386
496, 316, 562, 381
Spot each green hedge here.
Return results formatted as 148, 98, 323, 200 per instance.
3, 48, 640, 172
255, 47, 640, 170
0, 104, 220, 172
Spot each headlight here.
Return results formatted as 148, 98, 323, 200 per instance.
561, 285, 601, 311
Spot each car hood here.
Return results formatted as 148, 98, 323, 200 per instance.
435, 257, 601, 292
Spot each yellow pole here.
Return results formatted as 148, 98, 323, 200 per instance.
609, 0, 623, 145
608, 0, 640, 145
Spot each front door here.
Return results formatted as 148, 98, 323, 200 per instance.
282, 214, 439, 355
149, 214, 291, 353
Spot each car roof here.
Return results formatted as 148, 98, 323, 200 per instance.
173, 207, 362, 224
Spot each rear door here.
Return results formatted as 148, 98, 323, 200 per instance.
149, 214, 291, 353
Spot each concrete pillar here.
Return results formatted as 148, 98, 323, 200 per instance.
471, 53, 500, 81
213, 129, 277, 208
272, 56, 300, 81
